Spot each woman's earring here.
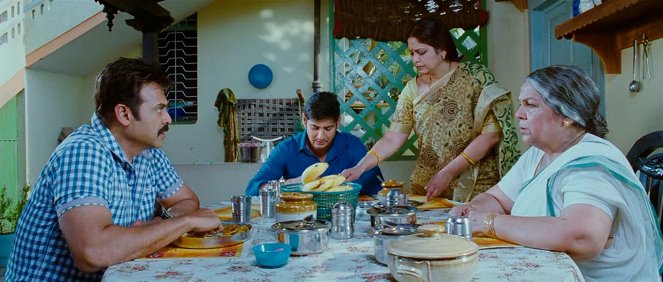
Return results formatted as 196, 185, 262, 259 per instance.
562, 120, 572, 127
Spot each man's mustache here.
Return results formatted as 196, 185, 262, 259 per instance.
158, 124, 169, 135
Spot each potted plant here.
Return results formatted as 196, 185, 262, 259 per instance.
0, 183, 30, 266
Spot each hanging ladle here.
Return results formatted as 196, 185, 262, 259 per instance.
628, 39, 640, 93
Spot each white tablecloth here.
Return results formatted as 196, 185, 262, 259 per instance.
103, 203, 584, 282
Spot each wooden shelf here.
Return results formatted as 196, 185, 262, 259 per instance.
495, 0, 527, 10
555, 0, 663, 74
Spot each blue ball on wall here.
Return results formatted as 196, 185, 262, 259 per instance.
248, 64, 273, 89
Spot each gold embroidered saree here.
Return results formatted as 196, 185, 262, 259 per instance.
389, 62, 520, 202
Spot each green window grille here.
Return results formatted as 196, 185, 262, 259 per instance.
332, 26, 487, 161
159, 13, 198, 124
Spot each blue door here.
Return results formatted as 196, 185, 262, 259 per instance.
529, 0, 605, 115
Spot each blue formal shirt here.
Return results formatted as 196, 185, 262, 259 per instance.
6, 114, 183, 281
245, 131, 383, 196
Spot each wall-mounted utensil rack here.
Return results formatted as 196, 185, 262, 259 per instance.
555, 0, 663, 74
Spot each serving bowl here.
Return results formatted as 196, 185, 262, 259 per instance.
386, 233, 478, 282
271, 219, 330, 256
253, 242, 291, 268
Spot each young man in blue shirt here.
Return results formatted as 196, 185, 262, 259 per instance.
7, 58, 221, 281
245, 91, 383, 196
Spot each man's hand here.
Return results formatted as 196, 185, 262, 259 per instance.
185, 208, 221, 233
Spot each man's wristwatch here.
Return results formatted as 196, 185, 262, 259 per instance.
161, 208, 175, 219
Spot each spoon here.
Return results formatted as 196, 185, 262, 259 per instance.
628, 39, 640, 93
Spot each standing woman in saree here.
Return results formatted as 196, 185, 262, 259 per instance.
342, 17, 520, 202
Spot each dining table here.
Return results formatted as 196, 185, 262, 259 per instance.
102, 198, 585, 282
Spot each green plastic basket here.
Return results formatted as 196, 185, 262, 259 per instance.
280, 182, 361, 221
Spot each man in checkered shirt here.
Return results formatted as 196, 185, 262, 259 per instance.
6, 58, 221, 281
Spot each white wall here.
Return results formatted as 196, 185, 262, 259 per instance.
23, 0, 98, 53
161, 0, 331, 164
0, 0, 25, 85
605, 40, 663, 152
485, 1, 528, 151
486, 1, 529, 100
25, 69, 89, 180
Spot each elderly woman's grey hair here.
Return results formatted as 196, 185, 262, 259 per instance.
525, 65, 608, 138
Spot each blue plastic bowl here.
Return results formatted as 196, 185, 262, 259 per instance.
253, 242, 291, 268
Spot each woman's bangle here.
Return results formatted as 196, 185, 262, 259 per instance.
483, 212, 498, 238
368, 149, 382, 165
461, 152, 476, 166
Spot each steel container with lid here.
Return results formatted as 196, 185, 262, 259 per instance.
377, 179, 405, 205
367, 205, 417, 228
275, 192, 317, 222
271, 219, 330, 256
330, 201, 354, 240
386, 227, 479, 282
372, 223, 419, 265
385, 188, 408, 207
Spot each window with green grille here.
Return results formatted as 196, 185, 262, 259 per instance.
333, 26, 486, 161
159, 13, 198, 124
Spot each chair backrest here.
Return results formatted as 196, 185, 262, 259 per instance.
626, 131, 663, 232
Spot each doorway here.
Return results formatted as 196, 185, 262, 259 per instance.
529, 0, 605, 114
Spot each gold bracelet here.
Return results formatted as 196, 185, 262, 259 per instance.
461, 152, 476, 166
368, 149, 382, 164
483, 212, 498, 238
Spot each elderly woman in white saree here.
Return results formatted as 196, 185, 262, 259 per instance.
451, 65, 663, 281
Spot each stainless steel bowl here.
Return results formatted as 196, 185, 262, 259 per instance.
271, 219, 330, 256
373, 224, 419, 265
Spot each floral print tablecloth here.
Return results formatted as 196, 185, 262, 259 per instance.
103, 204, 584, 282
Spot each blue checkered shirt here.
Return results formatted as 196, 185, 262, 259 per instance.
6, 114, 183, 281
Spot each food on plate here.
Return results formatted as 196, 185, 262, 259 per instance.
188, 223, 250, 238
407, 195, 456, 210
301, 162, 329, 184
